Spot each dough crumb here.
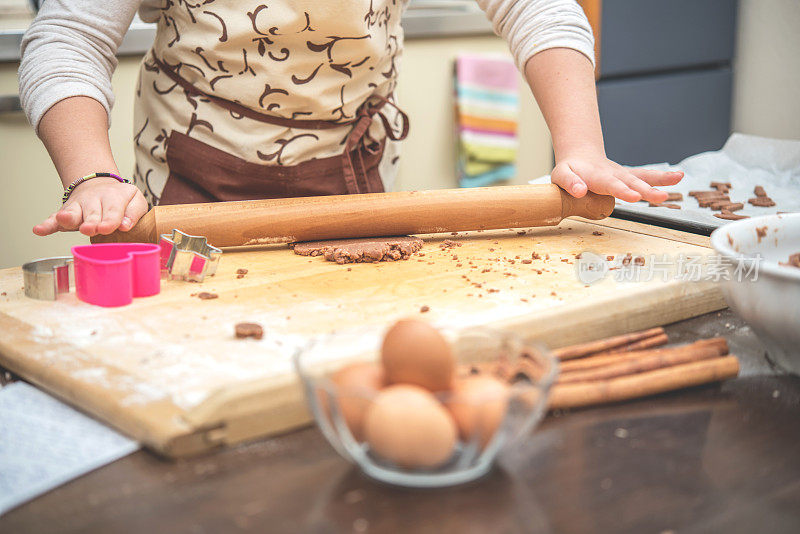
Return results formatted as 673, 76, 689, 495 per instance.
197, 292, 218, 300
440, 240, 461, 249
420, 305, 430, 313
235, 322, 263, 340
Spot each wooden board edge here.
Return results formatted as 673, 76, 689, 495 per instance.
575, 217, 713, 248
0, 313, 197, 455
168, 356, 375, 457
492, 280, 727, 348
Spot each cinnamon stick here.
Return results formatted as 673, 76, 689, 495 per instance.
590, 332, 669, 356
548, 356, 740, 409
559, 338, 728, 373
558, 344, 726, 384
553, 327, 666, 361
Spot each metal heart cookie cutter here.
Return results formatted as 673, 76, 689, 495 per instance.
22, 256, 74, 300
159, 229, 222, 282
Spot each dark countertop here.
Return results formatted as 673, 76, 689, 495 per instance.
2, 309, 799, 533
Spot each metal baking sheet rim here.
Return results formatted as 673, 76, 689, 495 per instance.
612, 204, 721, 236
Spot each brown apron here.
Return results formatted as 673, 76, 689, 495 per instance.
132, 0, 408, 206
154, 58, 409, 205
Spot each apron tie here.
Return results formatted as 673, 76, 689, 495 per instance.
342, 96, 409, 194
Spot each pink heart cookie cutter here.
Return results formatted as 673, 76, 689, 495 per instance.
72, 243, 161, 307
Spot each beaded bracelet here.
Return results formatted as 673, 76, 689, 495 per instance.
62, 172, 131, 204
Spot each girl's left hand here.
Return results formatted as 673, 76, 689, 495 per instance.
551, 153, 684, 203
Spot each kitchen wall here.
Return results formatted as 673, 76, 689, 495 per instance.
395, 35, 552, 191
732, 0, 800, 139
0, 34, 551, 269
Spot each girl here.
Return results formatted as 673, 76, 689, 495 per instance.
20, 0, 682, 238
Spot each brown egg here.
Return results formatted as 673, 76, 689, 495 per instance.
381, 319, 455, 391
328, 362, 384, 441
446, 375, 510, 448
364, 384, 457, 469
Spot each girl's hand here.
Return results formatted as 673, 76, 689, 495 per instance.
551, 153, 684, 204
33, 178, 148, 237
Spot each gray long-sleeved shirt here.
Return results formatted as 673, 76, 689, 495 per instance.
19, 0, 594, 132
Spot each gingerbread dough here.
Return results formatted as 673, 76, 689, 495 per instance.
292, 236, 423, 264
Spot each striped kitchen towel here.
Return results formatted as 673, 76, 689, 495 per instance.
454, 53, 519, 188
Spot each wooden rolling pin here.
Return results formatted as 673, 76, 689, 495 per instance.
92, 184, 614, 247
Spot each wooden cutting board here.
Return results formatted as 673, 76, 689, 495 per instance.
0, 218, 724, 457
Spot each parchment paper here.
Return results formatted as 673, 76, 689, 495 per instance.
532, 134, 800, 232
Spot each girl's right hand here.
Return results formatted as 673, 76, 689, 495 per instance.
33, 177, 148, 237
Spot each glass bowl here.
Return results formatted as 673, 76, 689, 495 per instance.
294, 328, 558, 488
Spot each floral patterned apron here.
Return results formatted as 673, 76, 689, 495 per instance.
132, 0, 408, 205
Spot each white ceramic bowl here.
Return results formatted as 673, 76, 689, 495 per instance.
710, 213, 800, 373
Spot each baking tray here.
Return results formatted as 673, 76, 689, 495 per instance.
531, 134, 800, 237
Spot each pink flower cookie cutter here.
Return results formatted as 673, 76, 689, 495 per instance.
71, 243, 161, 307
